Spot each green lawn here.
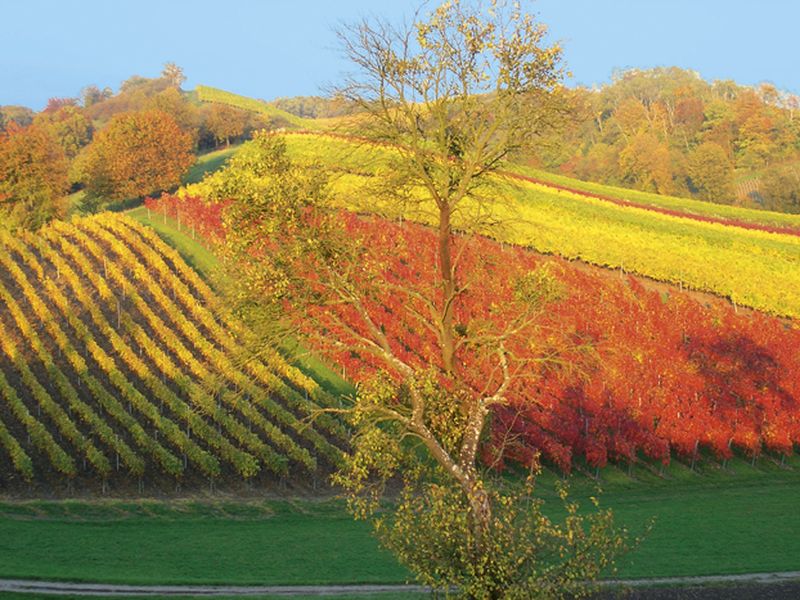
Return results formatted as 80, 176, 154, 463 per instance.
1, 458, 798, 586
0, 595, 420, 600
126, 205, 220, 279
183, 145, 239, 185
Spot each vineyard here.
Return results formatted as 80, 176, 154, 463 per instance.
179, 130, 800, 319
0, 214, 346, 491
146, 193, 800, 474
508, 165, 800, 233
195, 85, 346, 131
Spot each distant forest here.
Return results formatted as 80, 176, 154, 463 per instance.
0, 65, 270, 229
529, 67, 800, 212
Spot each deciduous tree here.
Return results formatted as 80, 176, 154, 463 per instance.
218, 1, 628, 596
77, 109, 194, 208
204, 104, 248, 147
760, 163, 800, 212
0, 123, 69, 228
687, 142, 734, 202
34, 104, 93, 159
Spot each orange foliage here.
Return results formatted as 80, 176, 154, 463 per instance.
79, 109, 194, 201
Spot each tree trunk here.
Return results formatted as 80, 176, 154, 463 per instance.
438, 204, 456, 373
464, 474, 492, 550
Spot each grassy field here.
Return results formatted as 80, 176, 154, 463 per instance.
0, 595, 420, 600
1, 457, 798, 586
183, 145, 240, 185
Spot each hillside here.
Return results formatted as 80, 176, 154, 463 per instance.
148, 190, 800, 473
180, 130, 800, 319
195, 85, 352, 131
0, 214, 346, 491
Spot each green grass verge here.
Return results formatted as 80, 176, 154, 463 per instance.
1, 458, 799, 585
0, 594, 420, 600
184, 146, 239, 185
0, 499, 405, 586
124, 205, 352, 399
126, 205, 220, 279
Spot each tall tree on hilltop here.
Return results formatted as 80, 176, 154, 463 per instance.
161, 62, 186, 88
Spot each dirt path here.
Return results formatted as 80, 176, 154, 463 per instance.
2, 572, 799, 597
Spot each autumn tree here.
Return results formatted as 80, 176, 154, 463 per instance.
0, 123, 69, 229
687, 142, 734, 202
161, 62, 187, 88
76, 109, 194, 209
760, 163, 800, 212
0, 105, 34, 132
80, 84, 113, 108
618, 131, 673, 193
204, 104, 249, 147
34, 104, 93, 159
146, 87, 200, 143
217, 2, 628, 597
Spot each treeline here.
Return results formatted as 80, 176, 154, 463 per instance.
530, 67, 800, 213
271, 95, 359, 119
0, 64, 265, 230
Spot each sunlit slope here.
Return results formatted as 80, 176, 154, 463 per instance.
508, 165, 800, 233
0, 214, 345, 488
233, 132, 798, 319
195, 85, 354, 131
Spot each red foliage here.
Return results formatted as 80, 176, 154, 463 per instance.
43, 97, 78, 113
145, 194, 229, 244
148, 193, 800, 471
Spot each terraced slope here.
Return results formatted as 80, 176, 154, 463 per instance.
507, 165, 800, 233
190, 131, 798, 318
195, 85, 353, 131
0, 214, 346, 490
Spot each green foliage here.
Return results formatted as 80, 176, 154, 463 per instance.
332, 368, 628, 599
378, 478, 628, 600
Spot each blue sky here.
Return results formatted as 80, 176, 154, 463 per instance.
1, 0, 797, 110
